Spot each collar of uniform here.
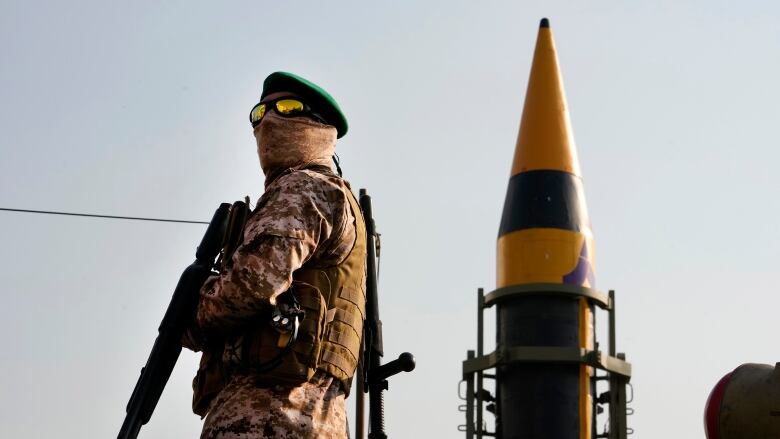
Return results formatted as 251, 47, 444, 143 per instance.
263, 162, 338, 189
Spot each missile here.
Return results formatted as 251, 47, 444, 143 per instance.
461, 18, 632, 439
496, 17, 595, 439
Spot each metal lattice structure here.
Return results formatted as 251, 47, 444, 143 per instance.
460, 286, 632, 439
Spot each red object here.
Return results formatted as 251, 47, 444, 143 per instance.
704, 372, 734, 439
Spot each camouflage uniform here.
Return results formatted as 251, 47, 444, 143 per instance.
199, 371, 348, 439
192, 165, 359, 439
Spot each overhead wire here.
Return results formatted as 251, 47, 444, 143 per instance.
0, 207, 208, 225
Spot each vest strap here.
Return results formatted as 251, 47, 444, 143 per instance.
327, 326, 362, 358
339, 286, 366, 315
321, 346, 357, 376
297, 292, 322, 310
332, 307, 363, 330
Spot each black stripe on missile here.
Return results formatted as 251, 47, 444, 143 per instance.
499, 170, 588, 235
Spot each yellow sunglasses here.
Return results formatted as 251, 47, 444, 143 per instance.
249, 97, 325, 127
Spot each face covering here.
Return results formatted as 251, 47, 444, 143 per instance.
254, 111, 337, 186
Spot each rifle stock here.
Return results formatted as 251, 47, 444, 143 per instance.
118, 203, 230, 439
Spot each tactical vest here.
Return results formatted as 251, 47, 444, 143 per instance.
293, 188, 367, 389
193, 186, 367, 416
247, 188, 366, 390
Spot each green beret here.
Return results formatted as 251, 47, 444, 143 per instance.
261, 71, 348, 138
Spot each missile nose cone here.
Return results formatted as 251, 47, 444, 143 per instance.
497, 20, 595, 289
511, 20, 579, 176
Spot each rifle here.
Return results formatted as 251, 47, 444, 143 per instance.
357, 189, 416, 439
117, 203, 231, 439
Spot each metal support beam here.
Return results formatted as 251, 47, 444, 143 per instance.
476, 289, 484, 439
465, 350, 475, 439
608, 366, 629, 439
463, 346, 632, 378
484, 283, 611, 309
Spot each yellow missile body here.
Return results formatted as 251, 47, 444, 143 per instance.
498, 18, 595, 290
496, 18, 595, 439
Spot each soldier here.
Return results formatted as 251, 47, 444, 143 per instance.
183, 71, 366, 439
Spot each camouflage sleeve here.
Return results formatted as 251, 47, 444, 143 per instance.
196, 172, 334, 333
180, 277, 218, 352
181, 328, 203, 352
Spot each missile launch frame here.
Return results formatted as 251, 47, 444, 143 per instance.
460, 286, 632, 438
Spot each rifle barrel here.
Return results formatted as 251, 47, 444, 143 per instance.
118, 203, 230, 439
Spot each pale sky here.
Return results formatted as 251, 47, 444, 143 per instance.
3, 1, 780, 438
